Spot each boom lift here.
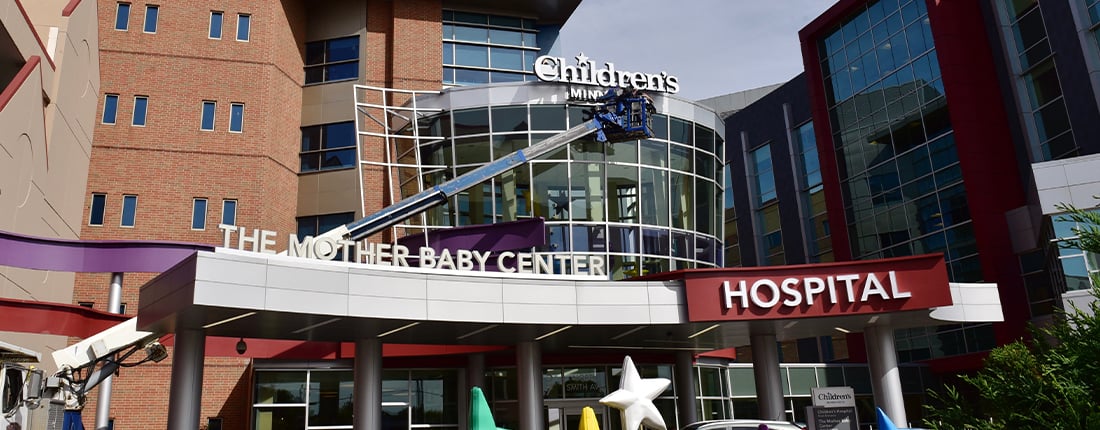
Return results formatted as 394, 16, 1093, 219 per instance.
2, 318, 167, 430
326, 88, 655, 242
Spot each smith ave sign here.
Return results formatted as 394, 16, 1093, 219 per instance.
682, 254, 952, 321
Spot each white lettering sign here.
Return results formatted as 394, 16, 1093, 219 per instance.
721, 271, 912, 310
535, 53, 680, 94
219, 224, 606, 276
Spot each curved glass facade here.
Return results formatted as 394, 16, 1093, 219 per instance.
389, 83, 724, 279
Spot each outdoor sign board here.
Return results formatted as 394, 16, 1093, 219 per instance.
682, 254, 951, 321
807, 387, 858, 430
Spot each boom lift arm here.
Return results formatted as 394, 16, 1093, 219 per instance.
329, 91, 656, 242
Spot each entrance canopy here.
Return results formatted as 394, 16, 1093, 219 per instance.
138, 249, 1003, 353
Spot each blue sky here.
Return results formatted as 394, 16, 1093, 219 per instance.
559, 0, 835, 101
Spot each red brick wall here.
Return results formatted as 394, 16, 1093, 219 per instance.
76, 0, 445, 427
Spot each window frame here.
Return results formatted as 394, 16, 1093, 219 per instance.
304, 36, 360, 85
132, 95, 148, 126
221, 199, 238, 226
89, 193, 107, 226
229, 103, 244, 133
102, 94, 119, 125
201, 100, 216, 131
192, 198, 208, 230
143, 5, 159, 33
209, 11, 224, 39
115, 3, 131, 31
236, 14, 251, 42
120, 195, 138, 228
299, 121, 358, 172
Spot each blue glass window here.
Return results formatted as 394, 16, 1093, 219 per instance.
120, 195, 137, 227
300, 122, 356, 172
230, 103, 244, 132
89, 194, 106, 226
201, 101, 216, 130
132, 96, 148, 126
237, 14, 251, 41
209, 12, 223, 39
143, 5, 158, 33
305, 37, 359, 84
102, 94, 119, 124
752, 144, 777, 204
221, 200, 237, 226
192, 198, 208, 230
115, 3, 130, 30
443, 10, 537, 85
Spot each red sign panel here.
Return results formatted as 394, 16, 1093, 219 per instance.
683, 254, 951, 322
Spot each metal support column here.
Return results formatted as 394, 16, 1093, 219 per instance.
354, 338, 383, 430
865, 325, 907, 426
95, 273, 123, 430
517, 341, 543, 430
166, 327, 206, 430
750, 332, 785, 421
674, 351, 698, 426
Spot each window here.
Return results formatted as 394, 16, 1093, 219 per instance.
751, 144, 777, 204
304, 36, 359, 84
121, 195, 137, 227
77, 302, 94, 308
102, 94, 119, 124
297, 212, 355, 237
115, 3, 130, 30
89, 193, 106, 226
192, 198, 208, 230
201, 101, 216, 130
229, 103, 244, 132
143, 5, 158, 33
221, 199, 237, 226
133, 96, 148, 126
209, 11, 223, 39
236, 14, 251, 41
300, 122, 356, 172
442, 11, 539, 85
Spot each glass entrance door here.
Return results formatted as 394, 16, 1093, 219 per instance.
547, 402, 608, 430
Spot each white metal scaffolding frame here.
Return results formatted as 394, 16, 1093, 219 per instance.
353, 85, 446, 241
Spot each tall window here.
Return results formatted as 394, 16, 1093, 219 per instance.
89, 193, 106, 226
102, 94, 119, 124
143, 5, 158, 33
236, 14, 251, 41
201, 101, 216, 130
1003, 0, 1076, 161
305, 37, 359, 84
192, 198, 208, 230
209, 12, 223, 39
120, 195, 137, 227
221, 199, 238, 226
300, 122, 356, 172
133, 96, 148, 126
750, 144, 776, 204
794, 121, 831, 262
443, 11, 539, 85
229, 103, 244, 132
115, 3, 130, 31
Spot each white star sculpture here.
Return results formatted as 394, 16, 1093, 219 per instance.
600, 356, 671, 430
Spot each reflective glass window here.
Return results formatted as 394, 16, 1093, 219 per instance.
132, 96, 148, 126
120, 195, 137, 227
143, 5, 158, 33
102, 94, 119, 124
201, 101, 216, 130
305, 36, 359, 84
230, 103, 244, 132
191, 198, 207, 230
115, 3, 130, 30
209, 11, 223, 39
89, 194, 106, 226
236, 14, 251, 41
300, 122, 356, 172
221, 199, 237, 226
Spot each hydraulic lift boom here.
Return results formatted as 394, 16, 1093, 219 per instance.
328, 91, 655, 242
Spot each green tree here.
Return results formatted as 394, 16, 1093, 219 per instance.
922, 204, 1100, 430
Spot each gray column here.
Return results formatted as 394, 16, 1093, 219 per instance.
95, 273, 123, 430
516, 341, 543, 430
166, 327, 206, 430
354, 338, 383, 430
865, 325, 906, 426
674, 351, 698, 426
750, 333, 784, 421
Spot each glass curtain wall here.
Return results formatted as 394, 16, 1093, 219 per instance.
410, 102, 724, 279
817, 0, 992, 358
443, 11, 540, 86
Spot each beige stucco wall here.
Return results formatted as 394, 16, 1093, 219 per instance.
0, 0, 100, 368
